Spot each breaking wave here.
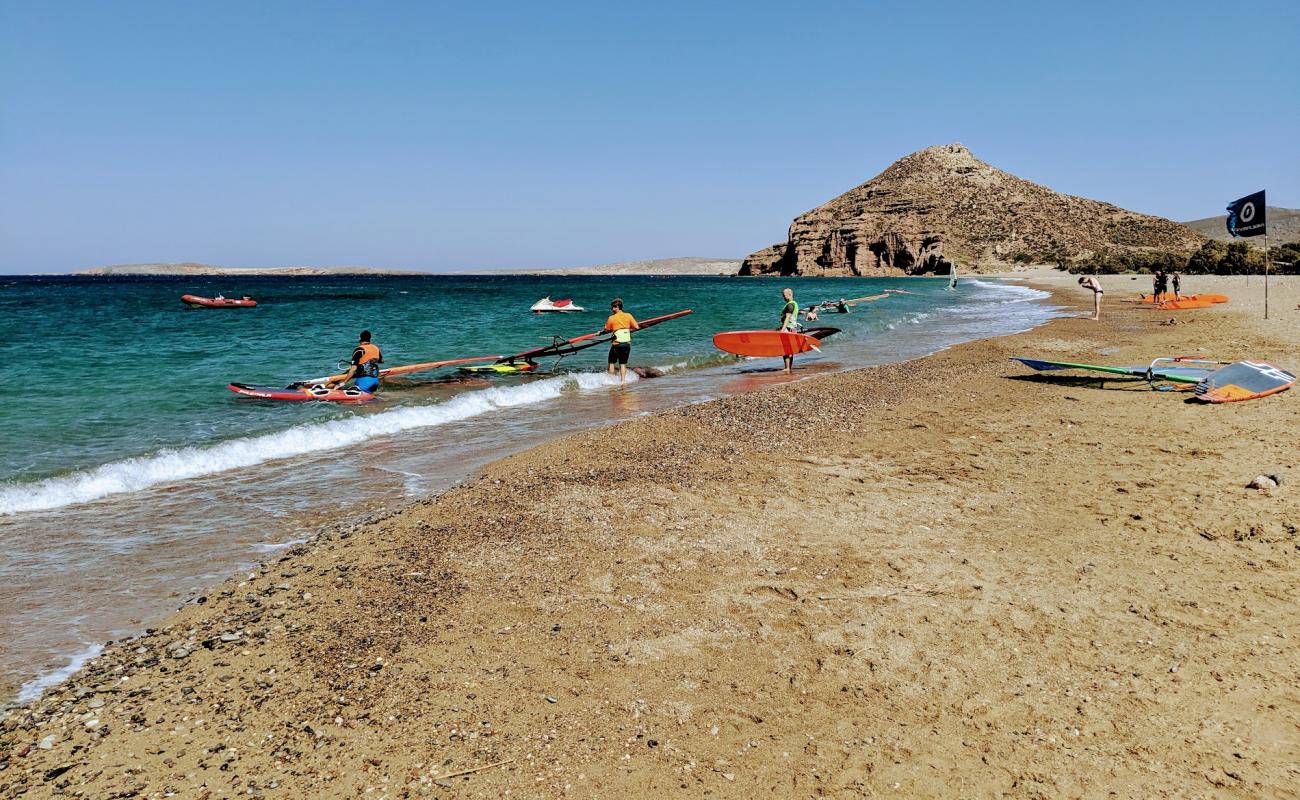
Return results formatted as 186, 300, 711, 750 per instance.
0, 374, 627, 516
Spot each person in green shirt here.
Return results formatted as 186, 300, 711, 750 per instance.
779, 288, 799, 372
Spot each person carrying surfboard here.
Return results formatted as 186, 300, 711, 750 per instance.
329, 330, 383, 394
779, 288, 799, 372
603, 299, 640, 383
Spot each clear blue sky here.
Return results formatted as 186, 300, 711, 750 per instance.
2, 0, 1297, 273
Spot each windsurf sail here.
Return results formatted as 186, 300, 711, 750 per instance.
298, 355, 503, 387
496, 309, 694, 366
1195, 361, 1296, 403
1011, 356, 1221, 384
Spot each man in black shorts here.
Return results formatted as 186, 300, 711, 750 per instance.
603, 298, 640, 383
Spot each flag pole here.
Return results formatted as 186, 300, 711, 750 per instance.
1264, 228, 1270, 320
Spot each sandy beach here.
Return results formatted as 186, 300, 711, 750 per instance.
2, 275, 1298, 798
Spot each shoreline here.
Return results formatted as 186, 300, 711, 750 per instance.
1, 276, 1056, 704
2, 278, 1298, 797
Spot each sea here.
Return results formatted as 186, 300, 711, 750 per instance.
0, 273, 1059, 704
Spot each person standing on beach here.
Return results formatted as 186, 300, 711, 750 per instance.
1077, 276, 1103, 321
603, 298, 640, 383
779, 287, 799, 372
1171, 272, 1182, 299
330, 330, 383, 393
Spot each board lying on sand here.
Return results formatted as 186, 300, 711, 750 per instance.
1194, 362, 1296, 403
1156, 298, 1216, 310
1012, 357, 1296, 403
1137, 293, 1228, 305
713, 328, 839, 358
1010, 357, 1216, 383
227, 382, 377, 403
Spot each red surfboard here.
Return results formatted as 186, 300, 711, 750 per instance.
713, 330, 824, 358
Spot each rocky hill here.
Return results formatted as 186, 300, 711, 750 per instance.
1183, 207, 1300, 246
739, 144, 1206, 276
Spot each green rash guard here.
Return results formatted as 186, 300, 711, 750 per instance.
780, 298, 799, 331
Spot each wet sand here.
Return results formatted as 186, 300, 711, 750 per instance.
2, 276, 1298, 798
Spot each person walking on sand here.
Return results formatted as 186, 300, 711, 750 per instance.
1077, 276, 1102, 321
1171, 272, 1182, 299
779, 287, 800, 373
603, 298, 640, 383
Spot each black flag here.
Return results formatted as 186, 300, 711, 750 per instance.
1226, 190, 1266, 238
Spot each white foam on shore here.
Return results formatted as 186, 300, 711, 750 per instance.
0, 377, 604, 516
16, 643, 104, 704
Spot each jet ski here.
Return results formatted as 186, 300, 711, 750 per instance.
530, 296, 585, 313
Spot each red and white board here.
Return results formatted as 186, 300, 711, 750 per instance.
227, 382, 377, 403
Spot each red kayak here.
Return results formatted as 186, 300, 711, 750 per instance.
227, 382, 376, 403
182, 294, 258, 308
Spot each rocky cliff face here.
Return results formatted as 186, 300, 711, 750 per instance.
739, 144, 1206, 276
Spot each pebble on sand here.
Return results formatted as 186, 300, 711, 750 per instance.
1247, 475, 1280, 490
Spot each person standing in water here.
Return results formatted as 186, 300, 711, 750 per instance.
330, 330, 383, 393
603, 298, 640, 383
1077, 276, 1103, 321
779, 287, 799, 373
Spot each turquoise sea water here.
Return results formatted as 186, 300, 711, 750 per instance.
0, 273, 1058, 702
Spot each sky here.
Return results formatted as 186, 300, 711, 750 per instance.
1, 0, 1297, 273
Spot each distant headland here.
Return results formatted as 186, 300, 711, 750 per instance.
72, 257, 741, 277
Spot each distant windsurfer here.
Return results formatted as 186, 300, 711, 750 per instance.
603, 298, 640, 383
948, 262, 958, 290
329, 330, 383, 393
1077, 276, 1103, 321
779, 288, 799, 372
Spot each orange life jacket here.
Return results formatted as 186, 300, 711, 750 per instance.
355, 342, 382, 378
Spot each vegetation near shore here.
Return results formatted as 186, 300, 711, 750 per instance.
1060, 241, 1300, 276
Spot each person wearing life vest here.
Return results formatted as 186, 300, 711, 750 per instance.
603, 298, 640, 383
779, 288, 799, 373
331, 330, 383, 393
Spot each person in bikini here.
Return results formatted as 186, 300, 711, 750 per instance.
1077, 276, 1103, 321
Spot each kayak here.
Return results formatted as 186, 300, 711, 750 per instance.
227, 382, 377, 403
183, 294, 257, 308
531, 296, 585, 313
